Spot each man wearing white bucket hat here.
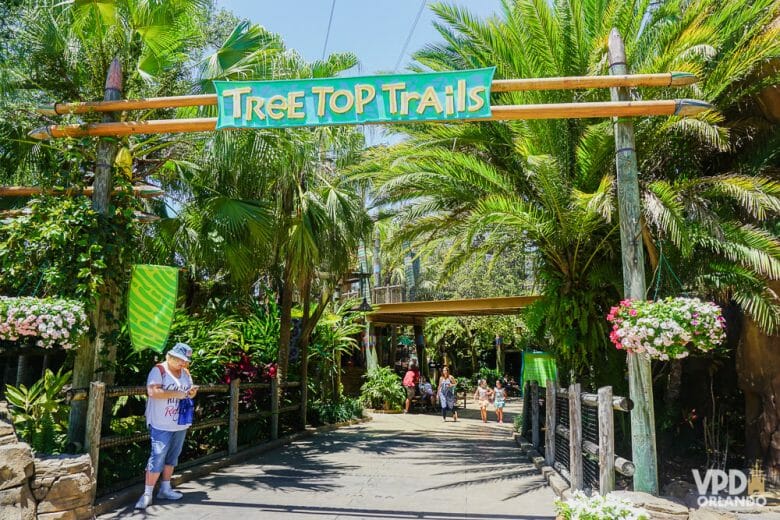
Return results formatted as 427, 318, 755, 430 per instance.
135, 343, 198, 510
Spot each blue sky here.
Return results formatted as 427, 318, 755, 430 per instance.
215, 1, 503, 74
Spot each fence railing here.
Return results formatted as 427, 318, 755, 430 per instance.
523, 380, 635, 495
371, 285, 405, 304
69, 379, 302, 492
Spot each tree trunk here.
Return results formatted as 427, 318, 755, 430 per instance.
277, 262, 294, 389
68, 58, 122, 448
738, 281, 780, 485
299, 277, 311, 426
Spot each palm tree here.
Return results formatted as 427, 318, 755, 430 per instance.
360, 0, 779, 387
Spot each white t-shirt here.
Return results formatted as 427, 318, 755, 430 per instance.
145, 363, 193, 432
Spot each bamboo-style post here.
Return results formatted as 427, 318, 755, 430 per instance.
598, 386, 616, 494
531, 381, 540, 448
36, 72, 697, 115
545, 380, 557, 466
270, 378, 279, 440
28, 99, 710, 140
609, 28, 659, 494
228, 379, 240, 455
569, 382, 583, 490
85, 382, 106, 478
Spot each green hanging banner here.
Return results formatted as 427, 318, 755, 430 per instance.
214, 67, 495, 130
128, 265, 179, 353
521, 351, 558, 389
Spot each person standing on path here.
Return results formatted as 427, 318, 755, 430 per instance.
438, 366, 458, 422
473, 379, 492, 423
402, 360, 420, 414
493, 379, 507, 424
135, 343, 198, 510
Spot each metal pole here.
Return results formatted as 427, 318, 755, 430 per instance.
608, 28, 659, 494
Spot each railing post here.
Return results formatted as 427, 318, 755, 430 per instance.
85, 382, 106, 478
271, 378, 279, 440
569, 382, 583, 490
598, 386, 615, 494
228, 378, 240, 455
545, 380, 557, 466
522, 381, 531, 438
531, 381, 540, 448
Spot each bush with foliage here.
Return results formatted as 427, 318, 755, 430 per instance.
359, 366, 405, 410
309, 397, 363, 425
5, 369, 71, 453
0, 296, 88, 349
607, 297, 726, 360
0, 196, 138, 303
555, 490, 649, 520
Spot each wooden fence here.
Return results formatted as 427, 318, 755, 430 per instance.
69, 379, 301, 492
523, 380, 635, 495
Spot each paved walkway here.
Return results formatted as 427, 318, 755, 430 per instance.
102, 402, 557, 519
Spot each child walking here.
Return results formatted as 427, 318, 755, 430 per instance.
493, 379, 506, 424
473, 379, 492, 423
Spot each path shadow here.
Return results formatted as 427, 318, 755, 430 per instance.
198, 500, 556, 519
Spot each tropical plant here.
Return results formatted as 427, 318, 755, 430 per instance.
361, 0, 780, 386
309, 303, 363, 401
5, 368, 71, 453
359, 366, 405, 410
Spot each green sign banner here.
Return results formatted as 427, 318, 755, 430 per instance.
214, 67, 495, 130
128, 265, 179, 353
521, 351, 558, 390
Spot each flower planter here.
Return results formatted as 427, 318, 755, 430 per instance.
606, 297, 725, 360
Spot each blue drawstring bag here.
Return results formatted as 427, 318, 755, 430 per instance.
177, 397, 194, 425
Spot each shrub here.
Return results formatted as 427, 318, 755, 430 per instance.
310, 397, 363, 425
0, 296, 88, 349
359, 366, 405, 410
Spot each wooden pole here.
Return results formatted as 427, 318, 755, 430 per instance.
569, 382, 583, 490
270, 377, 279, 440
228, 379, 240, 455
28, 99, 711, 140
608, 28, 659, 495
37, 72, 697, 115
598, 386, 616, 495
0, 185, 164, 198
85, 382, 106, 478
545, 380, 557, 466
531, 380, 540, 449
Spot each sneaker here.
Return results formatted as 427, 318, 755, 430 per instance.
157, 488, 183, 500
134, 494, 152, 510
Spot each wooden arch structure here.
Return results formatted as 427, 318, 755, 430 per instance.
12, 29, 711, 495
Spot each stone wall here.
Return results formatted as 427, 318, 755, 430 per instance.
0, 416, 95, 520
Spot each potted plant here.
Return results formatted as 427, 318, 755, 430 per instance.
606, 297, 725, 360
359, 366, 405, 412
555, 490, 649, 520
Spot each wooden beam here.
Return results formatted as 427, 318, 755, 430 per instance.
0, 185, 164, 198
491, 72, 697, 92
37, 72, 698, 115
28, 99, 711, 140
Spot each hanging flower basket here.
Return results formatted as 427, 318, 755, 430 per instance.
0, 296, 88, 350
606, 297, 726, 360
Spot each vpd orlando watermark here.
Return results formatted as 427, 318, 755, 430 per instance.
692, 462, 767, 508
